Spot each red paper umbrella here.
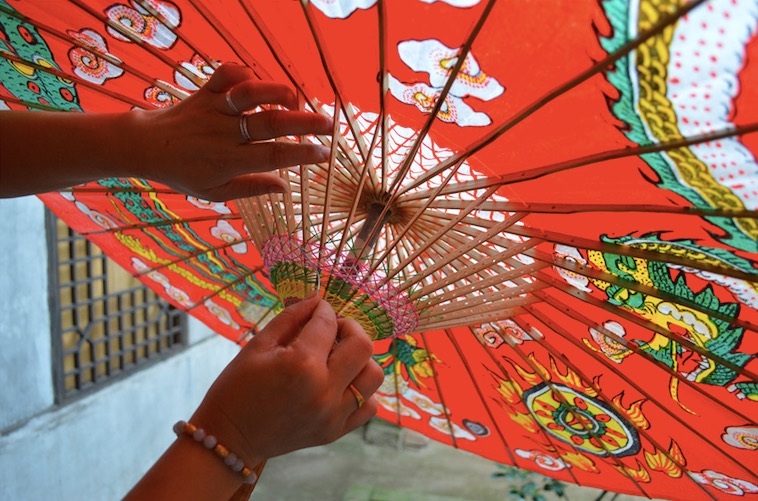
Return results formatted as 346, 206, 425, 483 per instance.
2, 1, 757, 498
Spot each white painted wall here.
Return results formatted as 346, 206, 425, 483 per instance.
0, 197, 240, 500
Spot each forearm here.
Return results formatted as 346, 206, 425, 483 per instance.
0, 110, 143, 197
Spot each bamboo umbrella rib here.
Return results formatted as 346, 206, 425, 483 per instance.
402, 123, 758, 198
501, 338, 654, 499
0, 94, 62, 111
237, 0, 367, 173
0, 5, 186, 100
468, 324, 585, 487
305, 157, 363, 191
523, 247, 758, 333
388, 226, 410, 276
330, 116, 386, 268
80, 214, 240, 236
391, 232, 490, 299
417, 282, 549, 319
419, 251, 506, 300
68, 0, 204, 88
417, 198, 758, 219
416, 262, 547, 312
437, 214, 758, 282
418, 294, 542, 330
298, 0, 369, 166
530, 294, 758, 426
188, 0, 273, 80
396, 0, 709, 196
386, 0, 498, 195
186, 265, 264, 312
401, 178, 516, 203
66, 186, 175, 194
406, 220, 541, 282
408, 239, 543, 298
293, 189, 355, 207
341, 0, 500, 264
0, 52, 151, 109
483, 124, 758, 189
377, 0, 388, 192
330, 169, 476, 318
342, 102, 381, 188
379, 185, 501, 283
300, 168, 365, 204
299, 93, 314, 265
520, 308, 758, 483
134, 0, 218, 74
388, 212, 525, 290
405, 219, 530, 279
417, 332, 459, 451
412, 231, 540, 297
390, 337, 404, 427
234, 326, 256, 346
265, 192, 287, 236
394, 224, 531, 296
235, 198, 267, 249
319, 101, 343, 266
349, 159, 468, 279
136, 237, 256, 275
535, 273, 758, 382
277, 167, 298, 236
419, 306, 528, 332
443, 329, 522, 468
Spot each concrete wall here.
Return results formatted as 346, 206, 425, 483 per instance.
0, 196, 239, 500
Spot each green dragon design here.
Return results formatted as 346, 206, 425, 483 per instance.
600, 0, 757, 252
588, 234, 756, 401
0, 1, 81, 111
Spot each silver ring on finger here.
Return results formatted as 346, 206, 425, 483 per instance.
226, 87, 242, 114
239, 114, 253, 143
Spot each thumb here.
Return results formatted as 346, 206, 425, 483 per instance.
250, 292, 321, 349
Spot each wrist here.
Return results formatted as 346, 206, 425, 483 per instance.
118, 109, 153, 180
173, 421, 261, 484
189, 407, 268, 468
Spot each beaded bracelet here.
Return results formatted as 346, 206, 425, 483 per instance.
173, 420, 259, 485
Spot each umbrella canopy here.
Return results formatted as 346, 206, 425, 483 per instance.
1, 0, 756, 499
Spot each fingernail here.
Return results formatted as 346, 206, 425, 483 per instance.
269, 183, 290, 194
316, 145, 331, 162
304, 289, 320, 301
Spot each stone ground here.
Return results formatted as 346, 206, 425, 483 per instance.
252, 419, 653, 501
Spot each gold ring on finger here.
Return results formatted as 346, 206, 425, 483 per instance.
348, 384, 365, 409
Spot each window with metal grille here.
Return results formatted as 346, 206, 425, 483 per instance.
46, 210, 187, 402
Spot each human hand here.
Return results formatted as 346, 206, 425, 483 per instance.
189, 293, 384, 467
130, 63, 332, 201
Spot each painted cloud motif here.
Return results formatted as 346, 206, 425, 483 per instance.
310, 0, 376, 19
175, 54, 215, 91
67, 29, 124, 85
105, 0, 180, 50
515, 449, 570, 471
388, 74, 493, 126
397, 39, 503, 100
211, 219, 248, 254
421, 0, 481, 5
312, 0, 481, 18
389, 38, 504, 127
